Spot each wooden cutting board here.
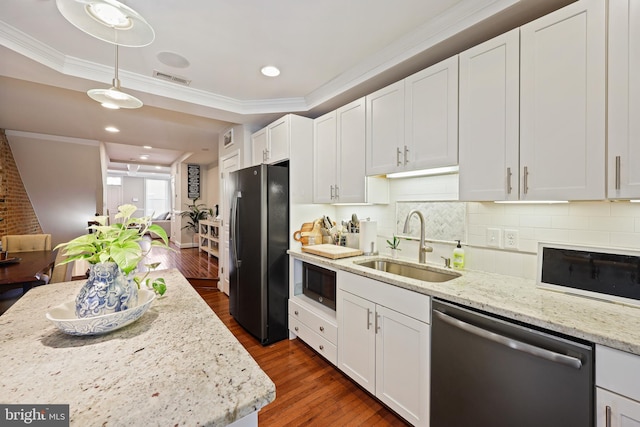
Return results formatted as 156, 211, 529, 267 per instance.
301, 244, 363, 259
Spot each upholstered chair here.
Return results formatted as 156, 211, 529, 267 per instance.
1, 234, 52, 252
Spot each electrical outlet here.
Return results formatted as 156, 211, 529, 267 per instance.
504, 229, 519, 250
487, 228, 502, 248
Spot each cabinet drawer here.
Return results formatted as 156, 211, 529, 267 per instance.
289, 298, 338, 344
597, 345, 640, 401
289, 316, 337, 365
338, 271, 431, 324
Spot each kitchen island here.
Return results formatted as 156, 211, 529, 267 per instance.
0, 268, 275, 426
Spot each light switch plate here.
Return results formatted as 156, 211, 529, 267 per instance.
487, 228, 502, 248
504, 229, 519, 250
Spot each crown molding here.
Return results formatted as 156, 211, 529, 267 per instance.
2, 0, 521, 118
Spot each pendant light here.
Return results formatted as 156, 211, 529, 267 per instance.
87, 44, 143, 109
55, 0, 155, 47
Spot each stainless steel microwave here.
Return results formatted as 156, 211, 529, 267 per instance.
302, 262, 336, 310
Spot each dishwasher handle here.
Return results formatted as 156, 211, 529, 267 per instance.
433, 309, 583, 370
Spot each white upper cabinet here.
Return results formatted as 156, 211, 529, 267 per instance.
459, 29, 520, 201
608, 0, 640, 199
251, 114, 309, 166
250, 127, 267, 167
404, 55, 458, 171
366, 56, 458, 176
313, 111, 338, 204
519, 0, 606, 200
366, 81, 405, 175
314, 98, 388, 204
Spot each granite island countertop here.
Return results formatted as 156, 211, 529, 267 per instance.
0, 268, 275, 426
290, 249, 640, 356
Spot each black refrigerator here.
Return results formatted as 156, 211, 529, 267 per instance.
229, 163, 289, 345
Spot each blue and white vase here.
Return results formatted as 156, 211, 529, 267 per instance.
75, 262, 138, 318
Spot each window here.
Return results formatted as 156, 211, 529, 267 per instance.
107, 176, 122, 186
145, 179, 170, 217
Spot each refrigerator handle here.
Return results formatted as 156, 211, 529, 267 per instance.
231, 191, 241, 267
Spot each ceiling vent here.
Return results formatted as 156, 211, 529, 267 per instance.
152, 70, 191, 86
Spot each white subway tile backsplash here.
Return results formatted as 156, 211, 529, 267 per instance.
567, 229, 611, 246
569, 202, 611, 216
519, 215, 552, 228
588, 216, 634, 232
334, 174, 640, 280
551, 215, 589, 230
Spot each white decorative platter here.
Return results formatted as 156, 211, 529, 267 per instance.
46, 289, 156, 336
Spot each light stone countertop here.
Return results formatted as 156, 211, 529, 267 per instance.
290, 249, 640, 356
0, 268, 275, 426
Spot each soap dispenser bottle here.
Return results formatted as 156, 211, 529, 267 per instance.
452, 240, 465, 270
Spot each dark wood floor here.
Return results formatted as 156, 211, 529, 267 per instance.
152, 243, 409, 426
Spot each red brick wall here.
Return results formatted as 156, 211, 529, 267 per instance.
0, 129, 43, 241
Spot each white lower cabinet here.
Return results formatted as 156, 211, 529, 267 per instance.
337, 271, 430, 427
288, 297, 338, 365
597, 388, 640, 427
596, 345, 640, 426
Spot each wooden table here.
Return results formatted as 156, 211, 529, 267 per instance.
0, 250, 56, 292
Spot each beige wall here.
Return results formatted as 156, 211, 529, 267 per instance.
6, 130, 102, 247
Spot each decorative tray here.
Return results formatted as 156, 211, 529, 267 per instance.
46, 289, 156, 336
0, 257, 21, 265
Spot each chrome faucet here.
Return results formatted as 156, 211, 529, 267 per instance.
403, 209, 433, 263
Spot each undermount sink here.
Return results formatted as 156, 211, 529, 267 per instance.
355, 259, 461, 283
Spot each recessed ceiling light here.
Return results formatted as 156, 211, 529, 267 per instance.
105, 126, 120, 133
139, 154, 149, 160
143, 145, 152, 149
261, 65, 280, 77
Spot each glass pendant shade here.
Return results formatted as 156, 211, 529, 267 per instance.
55, 0, 155, 47
87, 44, 143, 109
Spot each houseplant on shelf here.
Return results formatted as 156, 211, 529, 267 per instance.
180, 198, 213, 235
55, 204, 171, 318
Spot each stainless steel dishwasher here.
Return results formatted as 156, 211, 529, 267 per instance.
431, 299, 593, 427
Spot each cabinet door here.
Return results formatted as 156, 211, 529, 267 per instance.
597, 388, 640, 427
375, 305, 430, 427
608, 0, 640, 199
267, 116, 290, 164
366, 81, 405, 175
520, 0, 606, 200
459, 29, 520, 201
313, 111, 337, 203
337, 290, 376, 394
250, 128, 267, 166
336, 97, 366, 203
405, 56, 458, 171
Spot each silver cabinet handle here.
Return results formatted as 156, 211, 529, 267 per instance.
433, 309, 583, 369
523, 166, 529, 195
330, 185, 335, 200
605, 405, 612, 427
294, 326, 299, 332
375, 313, 381, 333
319, 345, 324, 351
335, 185, 339, 199
294, 310, 299, 316
506, 167, 513, 194
615, 156, 621, 190
366, 308, 372, 330
319, 326, 324, 332
404, 145, 409, 165
396, 147, 402, 166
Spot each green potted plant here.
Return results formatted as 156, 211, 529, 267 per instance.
386, 235, 401, 258
180, 198, 213, 234
55, 204, 171, 318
